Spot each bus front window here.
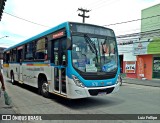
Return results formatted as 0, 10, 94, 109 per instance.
72, 35, 118, 73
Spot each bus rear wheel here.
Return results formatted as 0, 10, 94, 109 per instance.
39, 80, 50, 98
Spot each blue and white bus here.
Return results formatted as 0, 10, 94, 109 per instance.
3, 22, 120, 99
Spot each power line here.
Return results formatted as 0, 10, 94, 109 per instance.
104, 14, 160, 27
91, 0, 119, 10
116, 28, 160, 38
117, 33, 160, 47
4, 12, 50, 28
85, 0, 107, 9
85, 0, 119, 11
105, 14, 160, 34
88, 0, 112, 9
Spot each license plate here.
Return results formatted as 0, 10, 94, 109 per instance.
98, 92, 106, 96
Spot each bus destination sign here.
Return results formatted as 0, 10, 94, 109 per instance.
52, 31, 65, 39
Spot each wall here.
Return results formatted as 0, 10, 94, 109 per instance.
124, 55, 153, 80
123, 61, 137, 78
141, 4, 160, 32
137, 55, 153, 80
122, 52, 137, 79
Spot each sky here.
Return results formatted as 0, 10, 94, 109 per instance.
0, 0, 160, 48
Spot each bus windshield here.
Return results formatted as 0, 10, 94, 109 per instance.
72, 34, 118, 73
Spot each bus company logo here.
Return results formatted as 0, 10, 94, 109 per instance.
100, 82, 104, 85
2, 115, 11, 120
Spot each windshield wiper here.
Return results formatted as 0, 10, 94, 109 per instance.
84, 34, 98, 61
84, 34, 98, 53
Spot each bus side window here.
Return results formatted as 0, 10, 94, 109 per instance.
17, 49, 23, 63
6, 53, 9, 63
44, 50, 48, 60
24, 43, 34, 60
53, 41, 59, 65
61, 39, 67, 66
35, 52, 45, 59
3, 53, 6, 63
9, 51, 11, 62
35, 37, 48, 60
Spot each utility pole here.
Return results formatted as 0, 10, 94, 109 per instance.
78, 8, 90, 23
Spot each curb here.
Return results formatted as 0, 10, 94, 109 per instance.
123, 81, 160, 87
123, 79, 160, 87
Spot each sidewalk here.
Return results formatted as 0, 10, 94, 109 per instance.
0, 69, 16, 115
0, 69, 22, 122
122, 77, 160, 87
0, 93, 22, 122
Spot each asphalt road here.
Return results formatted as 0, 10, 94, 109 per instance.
0, 76, 160, 123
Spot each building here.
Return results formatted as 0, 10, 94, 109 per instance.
117, 35, 138, 79
118, 3, 160, 80
133, 4, 160, 80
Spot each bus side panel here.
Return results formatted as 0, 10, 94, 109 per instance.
3, 63, 9, 78
50, 66, 54, 92
22, 64, 37, 87
22, 63, 51, 88
34, 65, 52, 88
9, 63, 19, 81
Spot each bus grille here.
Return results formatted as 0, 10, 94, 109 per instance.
88, 87, 114, 96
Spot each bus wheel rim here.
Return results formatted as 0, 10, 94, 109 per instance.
42, 83, 49, 93
11, 76, 14, 83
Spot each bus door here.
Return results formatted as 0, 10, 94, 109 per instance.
17, 47, 23, 82
52, 38, 67, 95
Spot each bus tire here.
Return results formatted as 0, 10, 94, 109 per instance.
40, 80, 50, 98
119, 76, 122, 86
11, 72, 15, 85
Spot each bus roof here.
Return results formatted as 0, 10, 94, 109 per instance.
4, 21, 70, 52
4, 22, 114, 52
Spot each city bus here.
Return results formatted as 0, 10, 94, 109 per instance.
3, 22, 120, 99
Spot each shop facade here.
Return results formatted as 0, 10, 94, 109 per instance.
133, 38, 160, 80
117, 4, 160, 80
133, 4, 160, 80
118, 38, 160, 80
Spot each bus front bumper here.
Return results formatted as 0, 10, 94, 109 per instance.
67, 78, 120, 99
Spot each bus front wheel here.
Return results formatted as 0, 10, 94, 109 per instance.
39, 80, 50, 98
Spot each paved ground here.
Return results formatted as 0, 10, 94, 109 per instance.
0, 72, 159, 123
0, 92, 22, 123
123, 77, 160, 87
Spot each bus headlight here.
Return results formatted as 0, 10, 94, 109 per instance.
72, 75, 85, 88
